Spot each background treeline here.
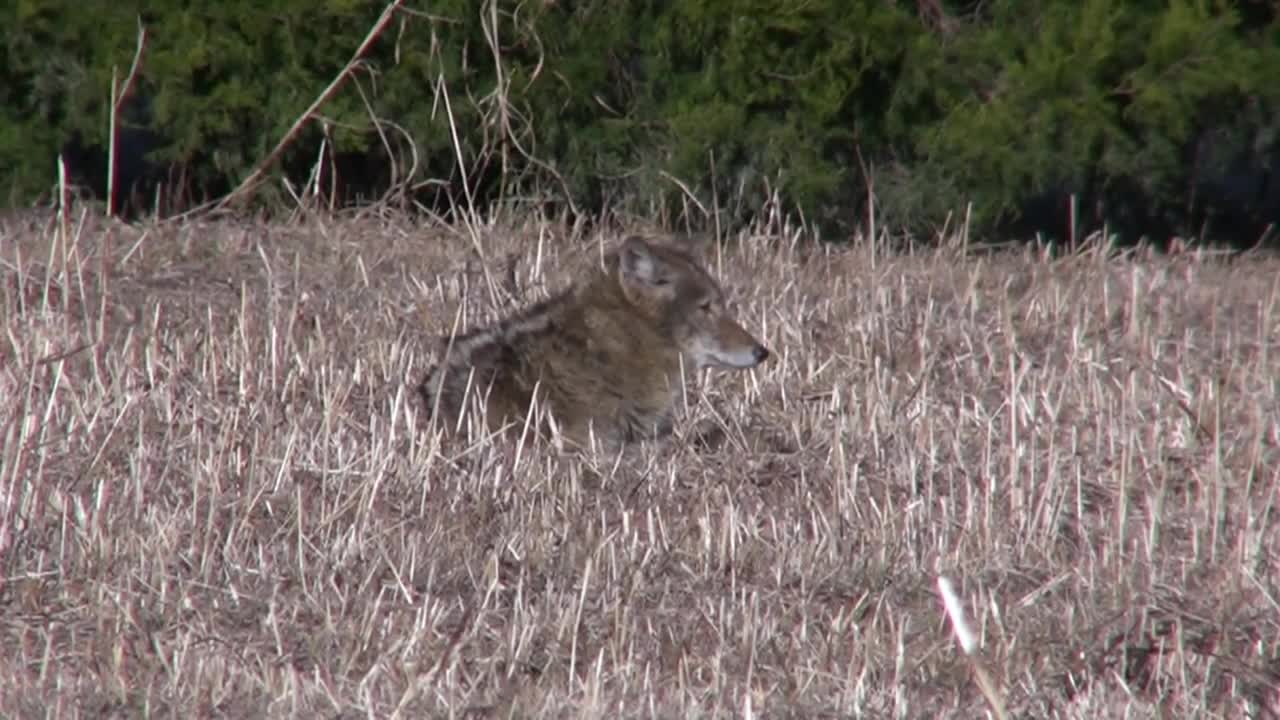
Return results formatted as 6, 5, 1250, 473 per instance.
3, 0, 1278, 244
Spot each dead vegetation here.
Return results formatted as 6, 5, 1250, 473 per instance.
2, 206, 1279, 718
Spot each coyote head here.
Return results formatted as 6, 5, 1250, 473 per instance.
616, 236, 770, 370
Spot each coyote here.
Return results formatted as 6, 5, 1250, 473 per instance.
419, 235, 770, 446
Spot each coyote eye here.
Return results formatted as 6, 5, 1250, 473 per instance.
698, 299, 714, 313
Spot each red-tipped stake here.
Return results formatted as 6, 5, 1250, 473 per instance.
938, 576, 1008, 720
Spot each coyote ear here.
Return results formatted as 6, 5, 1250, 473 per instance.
618, 235, 669, 286
676, 232, 713, 257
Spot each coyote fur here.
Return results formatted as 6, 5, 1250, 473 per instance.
419, 235, 769, 446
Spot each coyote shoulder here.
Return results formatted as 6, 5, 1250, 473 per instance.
419, 235, 769, 446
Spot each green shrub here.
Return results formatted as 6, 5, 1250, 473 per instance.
917, 0, 1280, 236
2, 0, 1276, 241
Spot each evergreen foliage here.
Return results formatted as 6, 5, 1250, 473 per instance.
2, 0, 1276, 240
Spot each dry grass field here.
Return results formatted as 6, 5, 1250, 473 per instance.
2, 207, 1279, 718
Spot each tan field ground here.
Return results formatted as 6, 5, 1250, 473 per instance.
2, 207, 1278, 718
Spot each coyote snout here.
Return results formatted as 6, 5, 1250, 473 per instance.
681, 308, 770, 370
419, 235, 770, 447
